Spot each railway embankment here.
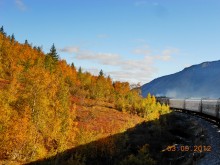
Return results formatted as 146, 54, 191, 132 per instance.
169, 111, 220, 165
160, 112, 207, 165
190, 114, 220, 165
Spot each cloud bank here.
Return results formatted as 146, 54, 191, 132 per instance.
59, 45, 179, 84
59, 46, 80, 54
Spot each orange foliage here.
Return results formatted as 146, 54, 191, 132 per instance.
0, 28, 170, 163
0, 30, 78, 162
113, 81, 130, 95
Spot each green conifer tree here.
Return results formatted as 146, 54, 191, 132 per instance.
48, 43, 59, 62
71, 62, 75, 69
99, 69, 104, 77
0, 26, 6, 36
10, 34, 15, 42
78, 66, 82, 74
24, 39, 29, 45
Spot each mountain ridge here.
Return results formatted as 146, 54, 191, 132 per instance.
141, 60, 220, 98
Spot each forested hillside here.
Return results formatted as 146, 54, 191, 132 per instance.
0, 27, 170, 164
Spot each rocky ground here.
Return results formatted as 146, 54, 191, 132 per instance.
192, 116, 220, 165
173, 112, 220, 165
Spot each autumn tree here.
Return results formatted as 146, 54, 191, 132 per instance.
0, 30, 78, 162
0, 27, 171, 163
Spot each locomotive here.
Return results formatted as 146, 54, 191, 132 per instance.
156, 97, 220, 119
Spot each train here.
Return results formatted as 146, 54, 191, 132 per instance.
156, 97, 220, 120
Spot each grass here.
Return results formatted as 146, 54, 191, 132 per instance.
73, 96, 144, 145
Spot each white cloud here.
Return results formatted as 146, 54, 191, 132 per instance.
107, 69, 156, 85
15, 0, 26, 11
73, 48, 157, 84
59, 46, 80, 54
76, 51, 120, 62
66, 45, 179, 84
154, 48, 179, 61
133, 46, 179, 62
162, 48, 179, 56
155, 54, 171, 61
120, 59, 152, 70
133, 45, 151, 56
75, 50, 153, 71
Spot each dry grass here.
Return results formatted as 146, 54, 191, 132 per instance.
72, 96, 144, 145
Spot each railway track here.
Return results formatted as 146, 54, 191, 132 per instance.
169, 110, 220, 165
184, 112, 220, 165
156, 97, 220, 164
174, 109, 220, 126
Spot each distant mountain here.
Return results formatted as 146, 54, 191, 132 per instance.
141, 60, 220, 98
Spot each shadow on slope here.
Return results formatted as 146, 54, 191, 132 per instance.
26, 112, 203, 165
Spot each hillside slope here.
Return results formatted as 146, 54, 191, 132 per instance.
142, 60, 220, 98
0, 27, 170, 164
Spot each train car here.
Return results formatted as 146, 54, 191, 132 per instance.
167, 97, 220, 121
201, 99, 219, 117
156, 97, 170, 105
185, 99, 202, 112
169, 99, 185, 110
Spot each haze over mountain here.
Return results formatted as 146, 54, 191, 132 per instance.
141, 60, 220, 98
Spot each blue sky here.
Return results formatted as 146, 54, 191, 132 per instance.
1, 0, 220, 84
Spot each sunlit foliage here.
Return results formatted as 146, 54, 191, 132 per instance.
0, 31, 77, 161
0, 27, 170, 163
